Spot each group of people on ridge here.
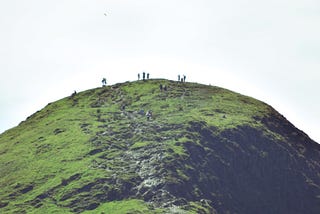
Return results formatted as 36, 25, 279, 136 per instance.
101, 72, 187, 86
94, 73, 189, 121
138, 72, 150, 81
178, 74, 186, 82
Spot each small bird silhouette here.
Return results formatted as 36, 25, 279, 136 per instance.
104, 13, 107, 16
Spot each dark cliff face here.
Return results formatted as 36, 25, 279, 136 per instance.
180, 121, 320, 214
0, 79, 319, 214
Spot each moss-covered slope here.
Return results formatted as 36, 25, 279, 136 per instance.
0, 79, 319, 213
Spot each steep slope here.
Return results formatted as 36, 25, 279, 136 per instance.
0, 79, 319, 213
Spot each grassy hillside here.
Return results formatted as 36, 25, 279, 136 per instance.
0, 79, 319, 213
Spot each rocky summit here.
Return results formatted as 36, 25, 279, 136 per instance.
0, 79, 319, 214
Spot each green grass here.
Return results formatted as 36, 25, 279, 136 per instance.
0, 89, 108, 213
130, 141, 151, 149
0, 79, 275, 213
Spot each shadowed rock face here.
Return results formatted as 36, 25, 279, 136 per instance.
180, 122, 320, 214
0, 79, 319, 213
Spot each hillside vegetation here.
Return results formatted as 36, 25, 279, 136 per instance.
0, 79, 319, 213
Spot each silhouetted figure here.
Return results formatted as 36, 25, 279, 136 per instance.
147, 73, 150, 79
71, 90, 77, 97
138, 73, 140, 80
143, 72, 146, 80
180, 78, 183, 83
183, 75, 186, 82
159, 84, 163, 91
102, 78, 107, 86
163, 85, 167, 91
178, 75, 180, 81
146, 110, 152, 120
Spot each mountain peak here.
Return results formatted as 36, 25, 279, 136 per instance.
1, 79, 319, 213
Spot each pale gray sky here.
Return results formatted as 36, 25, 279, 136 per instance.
1, 0, 319, 142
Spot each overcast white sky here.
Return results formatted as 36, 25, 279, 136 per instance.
0, 0, 319, 142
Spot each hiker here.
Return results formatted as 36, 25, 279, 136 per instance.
180, 78, 183, 83
147, 73, 150, 79
146, 110, 152, 120
142, 72, 146, 80
138, 73, 140, 80
163, 85, 167, 91
178, 75, 180, 82
183, 75, 186, 82
159, 84, 163, 91
102, 78, 107, 86
71, 90, 77, 97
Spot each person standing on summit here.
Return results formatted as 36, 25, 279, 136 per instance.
102, 78, 107, 86
143, 72, 146, 80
